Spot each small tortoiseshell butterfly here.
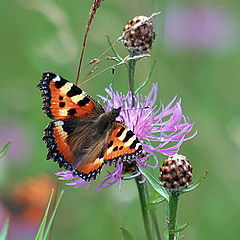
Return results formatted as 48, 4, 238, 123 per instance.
38, 72, 143, 181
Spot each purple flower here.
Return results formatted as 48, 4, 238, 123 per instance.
164, 3, 236, 52
56, 83, 196, 191
0, 123, 32, 164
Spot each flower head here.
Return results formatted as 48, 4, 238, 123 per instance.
122, 15, 156, 54
164, 3, 235, 52
160, 153, 193, 191
57, 83, 196, 191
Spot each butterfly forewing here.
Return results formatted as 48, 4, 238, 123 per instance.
38, 72, 104, 120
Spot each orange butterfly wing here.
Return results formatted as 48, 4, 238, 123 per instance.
38, 72, 104, 120
38, 72, 105, 180
43, 120, 104, 181
104, 123, 143, 164
39, 73, 143, 182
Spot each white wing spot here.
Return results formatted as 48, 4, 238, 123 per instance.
61, 82, 73, 93
54, 120, 64, 126
135, 142, 142, 150
124, 135, 137, 147
53, 75, 61, 82
117, 129, 128, 142
71, 94, 85, 104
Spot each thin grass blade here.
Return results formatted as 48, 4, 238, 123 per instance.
170, 222, 189, 234
35, 189, 54, 240
0, 218, 9, 240
105, 34, 123, 61
120, 227, 135, 240
43, 190, 64, 240
135, 60, 156, 94
0, 142, 11, 159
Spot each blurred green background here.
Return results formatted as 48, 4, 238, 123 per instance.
0, 0, 239, 239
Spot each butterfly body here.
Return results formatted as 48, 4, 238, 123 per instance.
38, 72, 143, 181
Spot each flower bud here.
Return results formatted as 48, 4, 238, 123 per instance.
122, 150, 146, 174
160, 154, 192, 191
122, 161, 138, 174
122, 16, 155, 54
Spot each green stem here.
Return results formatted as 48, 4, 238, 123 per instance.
150, 210, 162, 240
128, 53, 161, 240
135, 176, 153, 240
128, 51, 156, 240
128, 55, 136, 94
168, 192, 179, 240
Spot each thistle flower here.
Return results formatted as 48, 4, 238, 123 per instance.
164, 4, 235, 52
122, 15, 156, 54
160, 153, 193, 191
56, 83, 196, 191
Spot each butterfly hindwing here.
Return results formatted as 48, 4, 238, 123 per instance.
43, 121, 74, 170
43, 119, 106, 181
38, 72, 104, 120
104, 122, 143, 164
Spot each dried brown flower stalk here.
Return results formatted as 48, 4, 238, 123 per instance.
79, 54, 150, 86
76, 0, 104, 85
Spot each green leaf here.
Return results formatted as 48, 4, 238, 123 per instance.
105, 34, 123, 62
0, 142, 11, 159
43, 190, 64, 240
147, 191, 162, 211
163, 228, 168, 240
181, 171, 208, 194
35, 189, 54, 240
135, 60, 156, 94
0, 218, 9, 240
170, 222, 189, 234
176, 231, 180, 240
139, 167, 169, 202
120, 227, 135, 240
150, 197, 165, 205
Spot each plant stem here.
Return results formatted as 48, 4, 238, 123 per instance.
128, 53, 153, 240
128, 55, 136, 94
168, 192, 179, 240
135, 175, 153, 240
150, 210, 162, 240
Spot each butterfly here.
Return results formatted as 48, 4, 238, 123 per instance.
0, 175, 55, 223
38, 72, 143, 181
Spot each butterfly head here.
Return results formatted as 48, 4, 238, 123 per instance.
110, 107, 121, 121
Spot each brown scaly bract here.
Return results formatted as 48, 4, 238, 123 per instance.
160, 154, 193, 191
122, 16, 156, 54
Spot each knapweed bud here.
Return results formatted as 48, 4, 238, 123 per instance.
122, 161, 138, 174
122, 149, 147, 174
160, 154, 192, 191
122, 16, 155, 54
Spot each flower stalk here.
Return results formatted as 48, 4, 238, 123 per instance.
135, 175, 153, 240
128, 51, 153, 240
128, 54, 136, 94
167, 192, 179, 240
150, 209, 162, 240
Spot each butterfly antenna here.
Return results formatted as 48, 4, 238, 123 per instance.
121, 106, 149, 111
111, 67, 115, 108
